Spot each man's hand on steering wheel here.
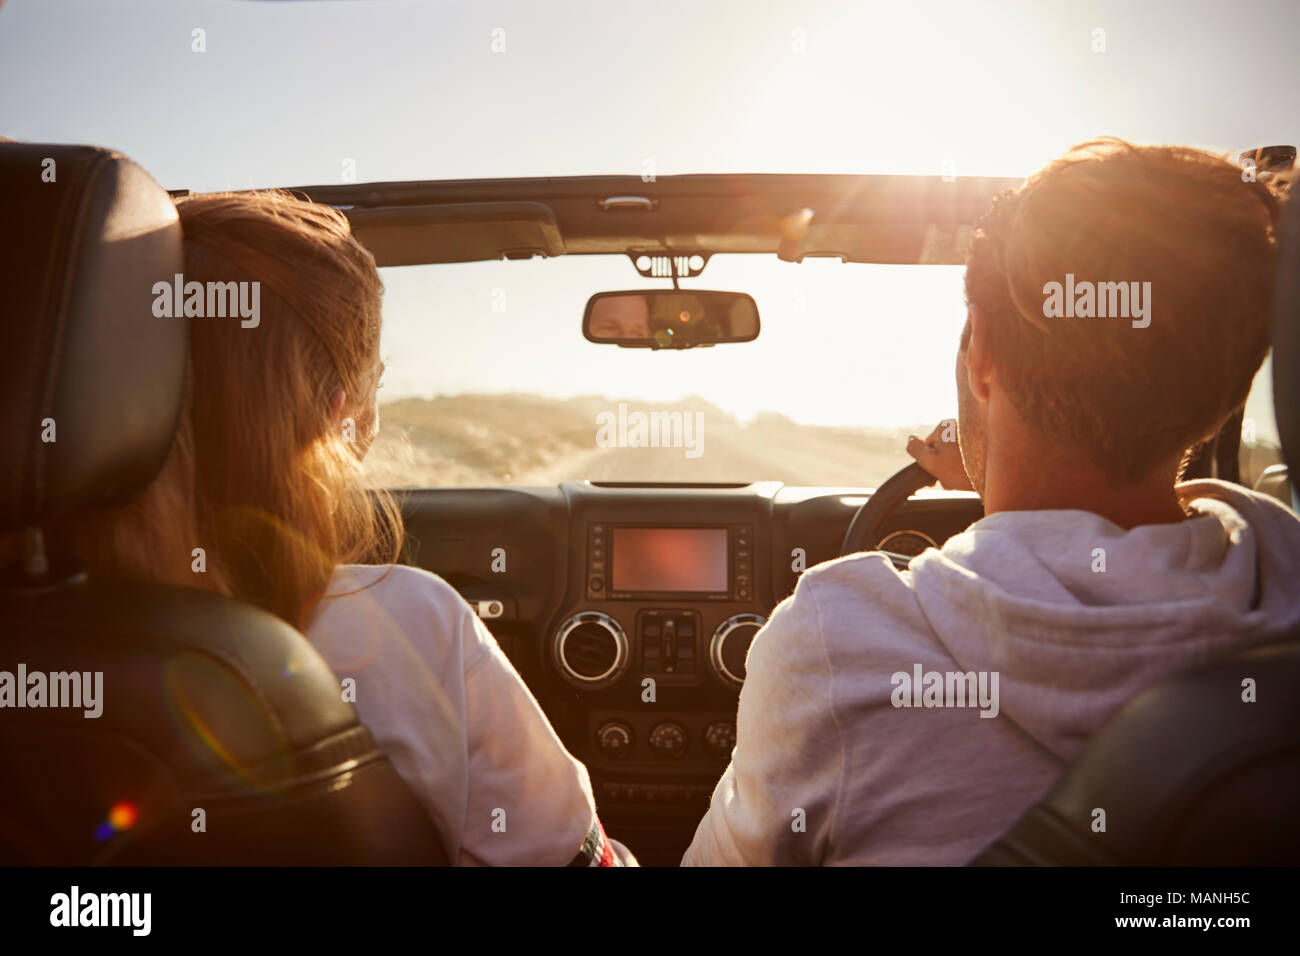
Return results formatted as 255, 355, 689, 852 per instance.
841, 419, 978, 559
906, 419, 974, 492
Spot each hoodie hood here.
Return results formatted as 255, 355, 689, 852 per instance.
908, 479, 1300, 760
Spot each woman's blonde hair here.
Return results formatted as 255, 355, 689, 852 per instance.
69, 191, 402, 626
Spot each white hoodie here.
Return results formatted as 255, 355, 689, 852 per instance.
682, 480, 1300, 866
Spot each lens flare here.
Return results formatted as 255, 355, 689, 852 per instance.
94, 801, 139, 842
108, 802, 138, 830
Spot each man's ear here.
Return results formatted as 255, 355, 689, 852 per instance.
329, 388, 347, 424
964, 304, 994, 402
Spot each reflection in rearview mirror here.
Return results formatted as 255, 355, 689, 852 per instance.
584, 290, 760, 349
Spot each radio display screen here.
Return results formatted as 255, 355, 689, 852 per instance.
610, 527, 729, 594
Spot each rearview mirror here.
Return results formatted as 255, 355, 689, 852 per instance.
583, 290, 760, 349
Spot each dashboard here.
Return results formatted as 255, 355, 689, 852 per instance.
396, 481, 982, 865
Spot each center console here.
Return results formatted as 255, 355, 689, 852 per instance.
554, 520, 767, 696
549, 485, 775, 859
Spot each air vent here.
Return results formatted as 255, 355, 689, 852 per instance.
709, 614, 767, 690
566, 624, 618, 676
553, 612, 629, 689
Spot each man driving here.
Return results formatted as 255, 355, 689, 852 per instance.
683, 138, 1300, 865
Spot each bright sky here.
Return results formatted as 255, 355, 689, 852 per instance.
2, 0, 1296, 430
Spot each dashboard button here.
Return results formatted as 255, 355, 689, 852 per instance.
596, 721, 634, 759
704, 720, 737, 757
649, 721, 687, 759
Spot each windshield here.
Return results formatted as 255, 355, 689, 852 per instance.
366, 255, 966, 487
4, 0, 1293, 488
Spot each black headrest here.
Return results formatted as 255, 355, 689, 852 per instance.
1274, 185, 1300, 480
0, 143, 185, 535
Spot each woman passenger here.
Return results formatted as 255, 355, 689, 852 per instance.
76, 192, 635, 867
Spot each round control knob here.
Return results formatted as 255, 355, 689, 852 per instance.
709, 613, 766, 689
648, 721, 687, 759
703, 720, 736, 758
596, 721, 633, 759
552, 612, 629, 690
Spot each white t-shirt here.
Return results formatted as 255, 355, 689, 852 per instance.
304, 563, 630, 866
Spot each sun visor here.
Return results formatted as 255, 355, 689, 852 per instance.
345, 201, 565, 266
789, 218, 975, 265
779, 199, 990, 265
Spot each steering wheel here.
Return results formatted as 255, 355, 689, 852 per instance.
839, 461, 937, 567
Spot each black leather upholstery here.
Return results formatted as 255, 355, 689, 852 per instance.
1, 577, 449, 864
973, 180, 1300, 867
972, 643, 1300, 865
0, 143, 448, 865
0, 143, 186, 534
